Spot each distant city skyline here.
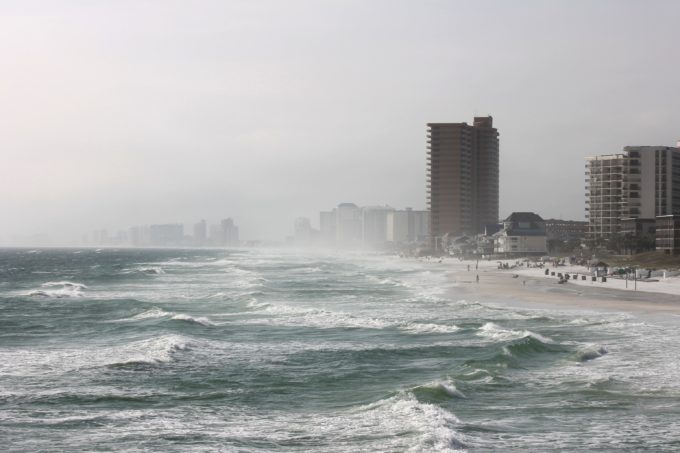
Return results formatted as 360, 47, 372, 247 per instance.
2, 1, 680, 244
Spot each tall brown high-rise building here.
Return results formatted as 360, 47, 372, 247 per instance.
426, 116, 499, 249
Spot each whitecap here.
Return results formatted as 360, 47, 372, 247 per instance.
137, 266, 165, 275
358, 393, 467, 452
477, 322, 552, 343
171, 313, 215, 327
400, 322, 460, 334
25, 281, 87, 298
578, 346, 609, 362
104, 334, 191, 366
130, 307, 173, 320
419, 379, 467, 399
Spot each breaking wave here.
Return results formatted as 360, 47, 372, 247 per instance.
413, 379, 467, 400
26, 281, 87, 298
124, 308, 215, 327
477, 322, 553, 343
577, 346, 609, 362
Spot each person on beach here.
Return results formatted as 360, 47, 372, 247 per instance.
467, 264, 470, 272
476, 274, 479, 284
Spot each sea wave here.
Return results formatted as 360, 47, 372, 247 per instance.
248, 303, 393, 330
413, 379, 467, 400
171, 313, 215, 327
105, 334, 191, 367
122, 308, 215, 327
358, 393, 467, 452
400, 322, 460, 334
577, 346, 609, 362
245, 301, 462, 334
25, 281, 88, 298
477, 322, 553, 343
0, 334, 192, 375
136, 266, 165, 275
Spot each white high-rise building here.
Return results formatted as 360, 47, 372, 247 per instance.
361, 205, 394, 246
386, 208, 429, 243
585, 145, 680, 239
336, 203, 362, 247
319, 210, 336, 244
193, 219, 207, 246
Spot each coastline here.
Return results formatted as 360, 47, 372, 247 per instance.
445, 260, 680, 315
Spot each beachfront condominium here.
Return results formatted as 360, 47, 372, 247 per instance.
426, 116, 499, 249
585, 145, 680, 239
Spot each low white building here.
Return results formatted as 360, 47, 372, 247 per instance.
494, 212, 547, 256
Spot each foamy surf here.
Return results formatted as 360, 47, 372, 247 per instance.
400, 322, 460, 334
0, 334, 193, 375
25, 281, 88, 298
357, 393, 467, 452
122, 308, 215, 327
477, 322, 553, 343
170, 313, 215, 327
415, 379, 467, 399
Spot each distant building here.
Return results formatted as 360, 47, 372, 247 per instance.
585, 145, 680, 240
294, 217, 314, 244
361, 205, 394, 246
427, 116, 499, 249
494, 212, 547, 256
149, 224, 184, 246
193, 219, 207, 246
656, 215, 680, 255
336, 203, 362, 247
386, 208, 429, 243
319, 210, 337, 245
619, 217, 656, 254
218, 218, 239, 246
129, 225, 150, 246
544, 219, 588, 241
620, 218, 656, 238
91, 229, 109, 246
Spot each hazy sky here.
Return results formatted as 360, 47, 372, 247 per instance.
2, 0, 680, 243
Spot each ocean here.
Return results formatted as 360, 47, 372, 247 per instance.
1, 247, 679, 451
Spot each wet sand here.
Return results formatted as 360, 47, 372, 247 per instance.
448, 266, 680, 315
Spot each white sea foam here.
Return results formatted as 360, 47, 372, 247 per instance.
425, 380, 467, 399
578, 345, 609, 362
42, 281, 88, 289
247, 303, 393, 330
0, 334, 192, 375
171, 313, 215, 327
137, 266, 165, 275
400, 322, 460, 334
211, 391, 466, 452
477, 322, 552, 343
358, 393, 466, 452
25, 281, 87, 298
130, 308, 173, 320
111, 334, 190, 365
118, 308, 215, 327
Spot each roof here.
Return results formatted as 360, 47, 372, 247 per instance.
504, 212, 544, 223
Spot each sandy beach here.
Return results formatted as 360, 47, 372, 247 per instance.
445, 259, 680, 315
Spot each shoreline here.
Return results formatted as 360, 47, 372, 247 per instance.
445, 261, 680, 315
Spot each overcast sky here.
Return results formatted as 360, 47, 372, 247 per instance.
2, 0, 679, 243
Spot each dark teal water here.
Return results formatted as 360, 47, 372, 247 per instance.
1, 248, 680, 451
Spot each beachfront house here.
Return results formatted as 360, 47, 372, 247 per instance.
494, 212, 548, 257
